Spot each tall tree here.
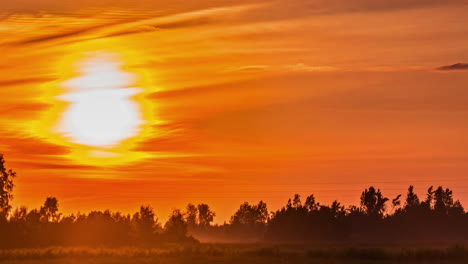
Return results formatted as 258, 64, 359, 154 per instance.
424, 186, 434, 209
305, 194, 319, 212
230, 201, 269, 226
360, 186, 389, 217
40, 197, 61, 222
132, 205, 159, 236
164, 209, 188, 240
0, 154, 16, 220
292, 194, 302, 208
197, 203, 215, 227
433, 186, 454, 215
405, 185, 420, 210
185, 203, 198, 227
255, 201, 269, 224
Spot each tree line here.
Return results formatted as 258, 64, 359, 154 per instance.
1, 154, 468, 247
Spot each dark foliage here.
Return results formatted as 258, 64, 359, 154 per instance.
0, 154, 16, 221
1, 154, 468, 247
0, 156, 197, 248
262, 185, 468, 243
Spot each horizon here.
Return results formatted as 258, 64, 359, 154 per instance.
5, 151, 467, 224
1, 0, 468, 224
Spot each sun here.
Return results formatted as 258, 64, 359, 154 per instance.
58, 54, 142, 147
33, 48, 159, 166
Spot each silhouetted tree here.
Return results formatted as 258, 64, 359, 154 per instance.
0, 154, 16, 220
230, 201, 268, 226
424, 186, 434, 209
305, 194, 319, 212
405, 185, 420, 210
266, 194, 349, 242
330, 200, 346, 218
292, 194, 301, 208
433, 186, 454, 215
390, 194, 402, 214
164, 209, 188, 241
360, 186, 389, 217
185, 203, 198, 227
132, 205, 160, 242
256, 201, 269, 223
1, 156, 468, 249
197, 203, 215, 227
40, 197, 60, 222
0, 158, 198, 247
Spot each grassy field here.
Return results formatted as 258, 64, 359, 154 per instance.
1, 244, 468, 264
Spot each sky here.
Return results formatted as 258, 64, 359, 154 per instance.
1, 0, 468, 222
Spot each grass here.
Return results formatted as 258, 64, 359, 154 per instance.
0, 244, 468, 263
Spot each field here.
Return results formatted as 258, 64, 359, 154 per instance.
1, 244, 468, 264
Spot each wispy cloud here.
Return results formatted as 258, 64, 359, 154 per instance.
1, 4, 257, 47
437, 63, 468, 71
227, 65, 270, 72
0, 103, 50, 120
285, 63, 337, 72
13, 23, 120, 46
0, 77, 55, 87
0, 135, 69, 156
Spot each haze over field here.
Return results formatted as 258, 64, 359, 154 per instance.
1, 0, 468, 222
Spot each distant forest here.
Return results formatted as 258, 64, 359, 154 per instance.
1, 154, 468, 248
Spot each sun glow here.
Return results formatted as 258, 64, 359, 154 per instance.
59, 54, 142, 147
34, 48, 158, 166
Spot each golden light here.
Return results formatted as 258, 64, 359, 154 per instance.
58, 54, 142, 147
34, 47, 159, 167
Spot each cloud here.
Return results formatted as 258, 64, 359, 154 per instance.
219, 0, 468, 26
226, 64, 337, 73
17, 27, 101, 46
0, 0, 248, 13
0, 102, 50, 119
12, 160, 97, 170
286, 63, 337, 72
437, 63, 468, 71
0, 135, 70, 156
2, 0, 465, 15
2, 5, 254, 47
321, 0, 467, 13
0, 77, 55, 87
227, 65, 270, 72
132, 123, 199, 153
99, 15, 216, 39
9, 20, 131, 46
7, 0, 462, 49
0, 77, 55, 119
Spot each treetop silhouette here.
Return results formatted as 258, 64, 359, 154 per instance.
1, 154, 468, 246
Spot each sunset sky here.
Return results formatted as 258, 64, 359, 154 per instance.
1, 0, 468, 222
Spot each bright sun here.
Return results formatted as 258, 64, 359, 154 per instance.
32, 47, 158, 166
58, 53, 142, 147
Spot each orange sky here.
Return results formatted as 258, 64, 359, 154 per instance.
1, 0, 468, 223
